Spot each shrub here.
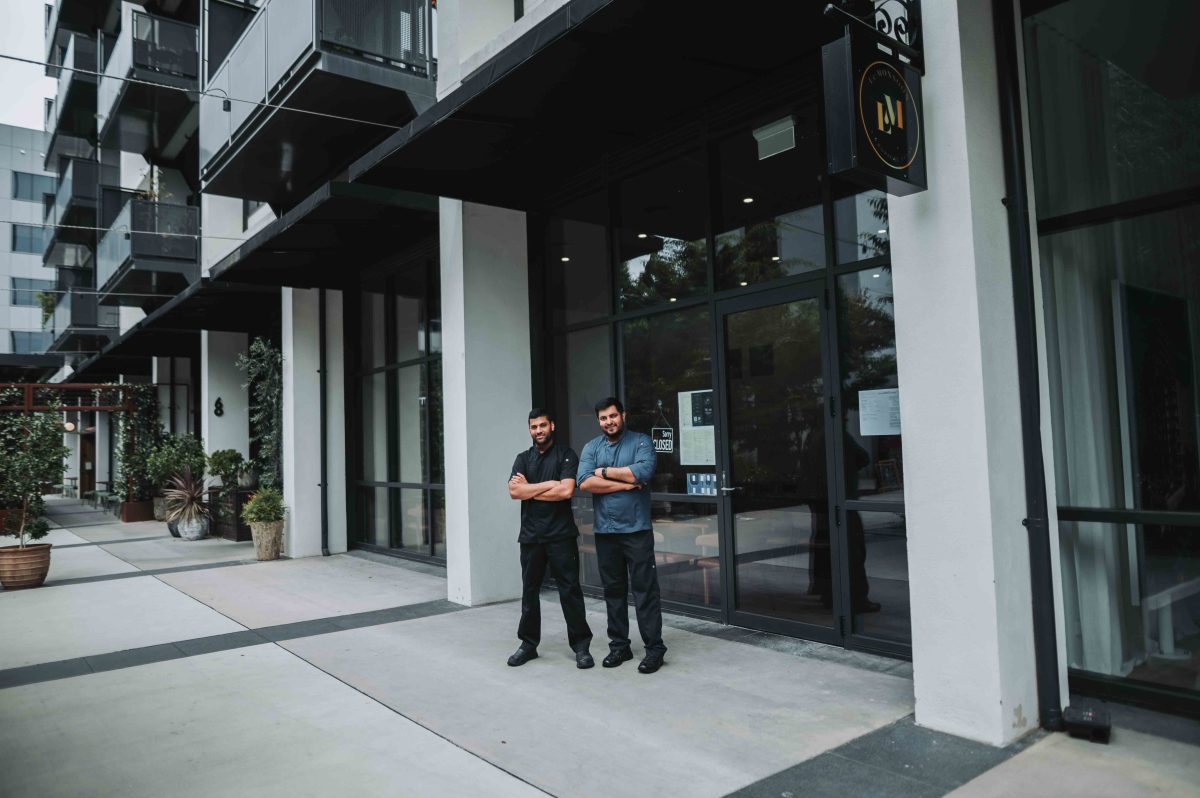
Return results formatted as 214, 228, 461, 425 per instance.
207, 449, 244, 486
147, 434, 206, 493
241, 486, 285, 524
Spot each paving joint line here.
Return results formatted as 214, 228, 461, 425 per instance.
53, 535, 175, 549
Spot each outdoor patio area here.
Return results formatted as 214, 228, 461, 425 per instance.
0, 497, 1197, 797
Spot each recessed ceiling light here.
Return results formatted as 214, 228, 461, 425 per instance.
872, 273, 881, 278
877, 229, 888, 235
742, 197, 754, 204
770, 256, 780, 262
560, 256, 570, 262
669, 297, 678, 303
637, 233, 647, 239
739, 281, 748, 287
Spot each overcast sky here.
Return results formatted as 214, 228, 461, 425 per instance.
0, 0, 58, 131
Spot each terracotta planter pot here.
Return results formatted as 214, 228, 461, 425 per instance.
0, 543, 52, 590
120, 500, 156, 523
152, 497, 167, 522
250, 520, 284, 561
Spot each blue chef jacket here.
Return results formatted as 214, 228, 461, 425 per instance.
577, 430, 656, 533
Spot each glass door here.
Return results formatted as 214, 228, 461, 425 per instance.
715, 282, 841, 642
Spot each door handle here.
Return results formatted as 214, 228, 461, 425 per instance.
719, 486, 742, 494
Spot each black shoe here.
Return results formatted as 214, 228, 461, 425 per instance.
575, 650, 595, 669
602, 648, 633, 668
507, 647, 538, 667
638, 653, 665, 674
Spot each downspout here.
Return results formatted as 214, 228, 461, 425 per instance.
993, 0, 1064, 732
318, 287, 330, 557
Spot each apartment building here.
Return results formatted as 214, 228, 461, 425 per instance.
45, 0, 1200, 742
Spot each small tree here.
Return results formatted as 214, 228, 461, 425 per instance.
237, 338, 283, 489
0, 390, 70, 547
146, 433, 207, 494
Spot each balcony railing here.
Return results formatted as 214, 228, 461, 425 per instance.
50, 34, 97, 135
202, 0, 433, 166
46, 159, 98, 228
98, 9, 200, 125
96, 198, 200, 292
46, 289, 118, 341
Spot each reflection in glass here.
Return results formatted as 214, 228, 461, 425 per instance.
360, 372, 388, 482
1060, 520, 1200, 693
553, 326, 613, 456
397, 364, 427, 483
429, 360, 444, 484
838, 268, 903, 502
715, 205, 825, 289
399, 488, 427, 550
359, 487, 390, 547
834, 190, 890, 263
360, 280, 387, 369
394, 260, 427, 363
431, 490, 446, 557
618, 153, 709, 310
848, 511, 909, 642
547, 191, 611, 326
724, 297, 832, 626
622, 307, 713, 495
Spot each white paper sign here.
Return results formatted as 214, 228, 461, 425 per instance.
859, 388, 901, 436
678, 389, 716, 465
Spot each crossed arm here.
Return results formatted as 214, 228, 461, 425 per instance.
508, 473, 576, 501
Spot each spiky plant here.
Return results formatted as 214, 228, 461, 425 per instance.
163, 465, 209, 526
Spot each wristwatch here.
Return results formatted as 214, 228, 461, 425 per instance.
602, 467, 608, 480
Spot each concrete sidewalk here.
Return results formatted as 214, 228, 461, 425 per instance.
1, 499, 1197, 797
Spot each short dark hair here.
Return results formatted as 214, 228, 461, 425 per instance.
528, 407, 555, 424
594, 396, 624, 415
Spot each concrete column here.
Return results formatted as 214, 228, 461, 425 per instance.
888, 0, 1053, 745
200, 332, 249, 457
95, 413, 111, 487
324, 290, 348, 554
440, 199, 530, 606
281, 287, 322, 558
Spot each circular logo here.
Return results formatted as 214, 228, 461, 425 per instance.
858, 60, 920, 171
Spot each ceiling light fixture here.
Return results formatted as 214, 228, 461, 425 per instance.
739, 281, 748, 287
637, 233, 647, 239
560, 256, 570, 262
742, 197, 754, 204
770, 256, 780, 262
669, 297, 678, 303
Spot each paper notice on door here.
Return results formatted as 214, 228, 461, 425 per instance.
678, 389, 716, 465
859, 388, 901, 436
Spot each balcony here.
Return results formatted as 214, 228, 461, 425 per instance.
46, 159, 101, 248
45, 288, 120, 354
44, 0, 105, 69
97, 198, 199, 309
99, 8, 200, 160
200, 0, 436, 208
47, 35, 98, 145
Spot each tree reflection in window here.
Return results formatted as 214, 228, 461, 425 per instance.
619, 234, 707, 311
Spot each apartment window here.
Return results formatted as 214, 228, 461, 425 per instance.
11, 278, 53, 307
11, 224, 49, 254
12, 172, 56, 204
11, 331, 53, 354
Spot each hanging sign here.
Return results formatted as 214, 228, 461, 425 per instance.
822, 30, 927, 196
651, 426, 675, 454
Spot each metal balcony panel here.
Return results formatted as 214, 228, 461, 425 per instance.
50, 36, 99, 142
200, 0, 434, 207
46, 289, 119, 355
47, 159, 101, 247
45, 0, 108, 65
98, 9, 200, 158
97, 199, 200, 309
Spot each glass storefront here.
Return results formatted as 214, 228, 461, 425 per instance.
1024, 0, 1200, 705
349, 244, 445, 559
539, 98, 911, 654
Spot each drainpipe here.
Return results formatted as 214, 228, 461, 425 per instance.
993, 0, 1064, 732
318, 287, 330, 557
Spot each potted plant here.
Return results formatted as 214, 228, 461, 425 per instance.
163, 465, 210, 541
113, 384, 164, 523
242, 486, 285, 561
206, 449, 254, 541
207, 448, 244, 488
0, 391, 69, 589
147, 433, 206, 531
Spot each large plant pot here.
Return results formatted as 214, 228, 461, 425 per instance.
237, 469, 258, 489
152, 497, 167, 522
250, 520, 284, 561
0, 543, 52, 590
120, 500, 156, 523
167, 521, 180, 538
178, 517, 210, 541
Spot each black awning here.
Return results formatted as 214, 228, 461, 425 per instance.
209, 181, 438, 289
0, 354, 65, 383
349, 0, 834, 211
69, 278, 281, 383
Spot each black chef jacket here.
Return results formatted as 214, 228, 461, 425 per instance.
510, 442, 580, 543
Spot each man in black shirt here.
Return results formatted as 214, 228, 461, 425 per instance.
507, 408, 594, 669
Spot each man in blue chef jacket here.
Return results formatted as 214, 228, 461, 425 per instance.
577, 396, 667, 674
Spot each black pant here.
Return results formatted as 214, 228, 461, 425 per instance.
595, 530, 666, 655
518, 537, 593, 653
